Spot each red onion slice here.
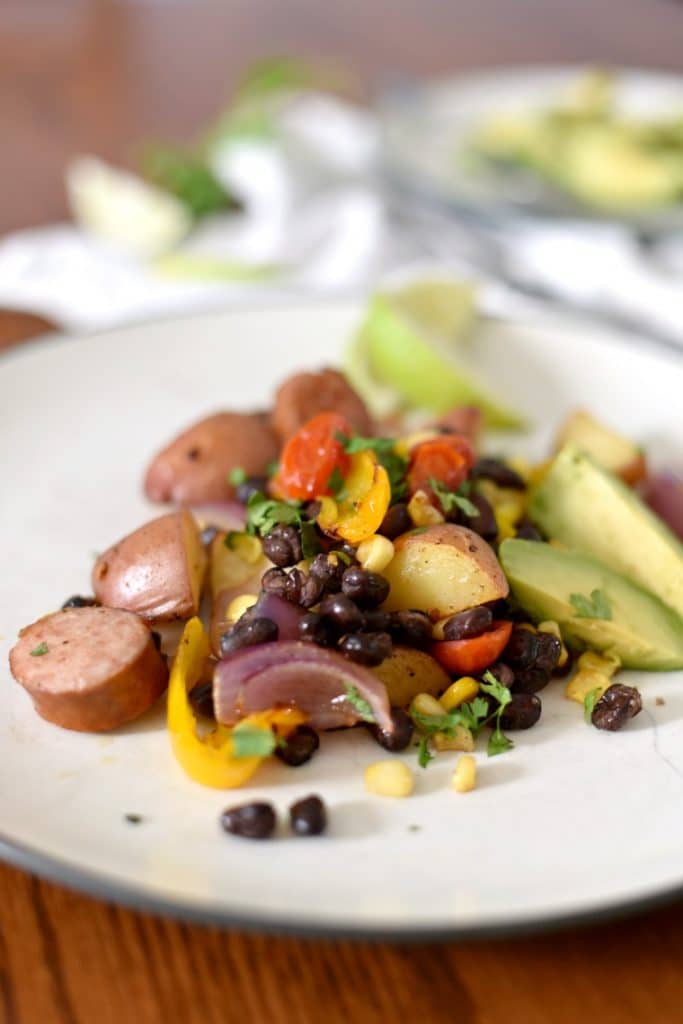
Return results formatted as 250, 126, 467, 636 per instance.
213, 641, 393, 733
251, 592, 306, 641
640, 473, 683, 540
190, 502, 246, 533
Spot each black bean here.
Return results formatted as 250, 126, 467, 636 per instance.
361, 610, 393, 633
61, 595, 98, 609
512, 666, 551, 694
504, 627, 540, 670
150, 630, 163, 651
485, 662, 515, 689
592, 684, 642, 731
308, 553, 345, 594
339, 631, 392, 667
471, 457, 526, 490
200, 525, 219, 549
261, 566, 289, 598
261, 524, 303, 567
235, 475, 268, 505
369, 706, 414, 752
515, 519, 543, 542
304, 500, 322, 520
299, 573, 325, 609
284, 568, 304, 604
289, 795, 327, 836
553, 650, 575, 678
443, 606, 493, 641
378, 503, 412, 540
500, 693, 542, 730
276, 725, 320, 766
219, 616, 278, 656
220, 802, 276, 839
388, 610, 433, 648
465, 493, 498, 541
341, 566, 390, 609
535, 632, 562, 673
298, 612, 337, 647
319, 593, 363, 633
189, 680, 215, 720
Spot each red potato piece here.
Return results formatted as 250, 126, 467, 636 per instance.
9, 607, 168, 732
144, 411, 278, 504
436, 405, 483, 446
93, 509, 207, 622
271, 368, 374, 444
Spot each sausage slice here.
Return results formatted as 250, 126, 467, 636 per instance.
9, 606, 169, 732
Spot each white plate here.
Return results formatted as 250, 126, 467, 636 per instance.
1, 304, 682, 938
380, 65, 683, 229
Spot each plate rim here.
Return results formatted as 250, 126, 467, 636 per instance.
1, 301, 682, 940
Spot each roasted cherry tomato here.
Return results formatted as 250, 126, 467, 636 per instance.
431, 620, 513, 676
273, 412, 352, 501
408, 434, 474, 504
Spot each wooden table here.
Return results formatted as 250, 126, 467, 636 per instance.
1, 2, 682, 1021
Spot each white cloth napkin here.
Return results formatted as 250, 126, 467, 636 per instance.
1, 91, 683, 342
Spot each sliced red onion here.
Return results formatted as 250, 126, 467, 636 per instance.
213, 641, 394, 733
190, 502, 246, 533
641, 472, 683, 540
250, 592, 306, 640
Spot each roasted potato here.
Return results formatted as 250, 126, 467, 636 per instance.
372, 646, 451, 707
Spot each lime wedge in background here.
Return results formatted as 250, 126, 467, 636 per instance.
154, 252, 280, 282
347, 279, 525, 429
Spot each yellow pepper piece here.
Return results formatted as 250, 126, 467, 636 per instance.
317, 450, 391, 546
167, 617, 304, 788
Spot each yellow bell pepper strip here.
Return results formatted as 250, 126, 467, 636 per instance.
167, 617, 305, 788
317, 450, 391, 545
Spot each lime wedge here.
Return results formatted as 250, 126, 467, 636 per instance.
348, 280, 525, 429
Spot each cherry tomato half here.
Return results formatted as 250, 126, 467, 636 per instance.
408, 434, 474, 504
273, 412, 352, 501
431, 620, 513, 676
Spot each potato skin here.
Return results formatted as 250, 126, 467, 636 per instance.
271, 368, 374, 443
372, 646, 451, 707
92, 509, 206, 623
381, 523, 508, 618
144, 411, 278, 504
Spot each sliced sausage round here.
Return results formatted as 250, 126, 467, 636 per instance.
9, 606, 169, 732
271, 368, 374, 443
144, 411, 278, 504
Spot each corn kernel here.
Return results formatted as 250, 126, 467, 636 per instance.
226, 593, 258, 623
411, 693, 446, 721
407, 490, 444, 527
578, 650, 621, 673
364, 760, 414, 798
440, 677, 480, 711
451, 755, 477, 793
316, 496, 338, 531
433, 725, 475, 752
394, 429, 439, 458
229, 533, 263, 565
356, 534, 395, 574
565, 652, 620, 704
537, 620, 569, 667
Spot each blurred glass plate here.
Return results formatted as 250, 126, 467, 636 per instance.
378, 65, 683, 231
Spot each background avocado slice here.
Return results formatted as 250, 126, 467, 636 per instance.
530, 445, 683, 618
500, 538, 683, 670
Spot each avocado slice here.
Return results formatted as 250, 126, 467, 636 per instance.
500, 539, 683, 670
530, 445, 683, 619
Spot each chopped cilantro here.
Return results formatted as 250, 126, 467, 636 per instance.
428, 477, 479, 518
231, 722, 278, 758
583, 687, 601, 724
245, 491, 302, 535
229, 466, 247, 486
326, 465, 348, 499
417, 735, 434, 768
411, 695, 493, 768
344, 683, 376, 723
266, 460, 280, 478
300, 520, 320, 559
336, 432, 409, 500
480, 671, 514, 758
570, 589, 612, 620
487, 730, 514, 757
225, 530, 246, 550
333, 548, 354, 566
30, 642, 49, 657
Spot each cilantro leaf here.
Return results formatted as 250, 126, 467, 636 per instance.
417, 735, 434, 769
229, 467, 247, 486
231, 723, 278, 758
326, 465, 348, 499
300, 520, 320, 559
225, 530, 246, 550
480, 671, 514, 758
429, 478, 479, 518
583, 687, 601, 724
344, 683, 376, 723
570, 589, 612, 620
480, 672, 513, 710
488, 729, 514, 757
332, 548, 353, 566
30, 642, 49, 657
143, 144, 239, 220
245, 491, 302, 535
336, 432, 409, 501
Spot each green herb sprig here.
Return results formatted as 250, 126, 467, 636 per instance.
570, 589, 612, 620
336, 432, 409, 501
428, 477, 479, 518
344, 683, 376, 724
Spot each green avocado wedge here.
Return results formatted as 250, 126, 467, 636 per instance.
499, 539, 683, 670
530, 445, 683, 619
353, 290, 525, 429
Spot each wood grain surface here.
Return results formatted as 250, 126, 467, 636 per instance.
1, 2, 682, 1022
